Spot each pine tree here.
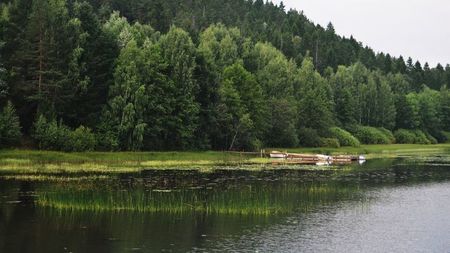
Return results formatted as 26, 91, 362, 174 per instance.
0, 40, 7, 103
60, 1, 117, 127
0, 101, 21, 146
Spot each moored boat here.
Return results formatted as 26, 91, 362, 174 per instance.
269, 151, 366, 165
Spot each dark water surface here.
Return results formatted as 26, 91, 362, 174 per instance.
1, 154, 450, 253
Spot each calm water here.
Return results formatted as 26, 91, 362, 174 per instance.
1, 154, 450, 253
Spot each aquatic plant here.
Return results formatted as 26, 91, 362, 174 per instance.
37, 180, 360, 215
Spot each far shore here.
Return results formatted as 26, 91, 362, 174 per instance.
0, 144, 448, 175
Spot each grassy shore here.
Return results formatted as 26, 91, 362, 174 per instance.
0, 144, 448, 175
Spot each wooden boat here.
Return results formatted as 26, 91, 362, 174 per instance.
269, 151, 366, 165
270, 151, 287, 159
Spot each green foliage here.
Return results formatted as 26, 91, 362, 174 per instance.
252, 42, 296, 98
319, 138, 340, 148
296, 58, 334, 135
105, 38, 174, 150
416, 88, 442, 135
298, 128, 321, 147
394, 129, 418, 144
265, 99, 298, 148
440, 131, 450, 143
103, 11, 158, 47
425, 132, 438, 144
440, 87, 450, 131
33, 116, 70, 150
215, 63, 265, 150
198, 23, 240, 74
0, 101, 22, 146
412, 130, 431, 144
329, 127, 361, 147
0, 0, 449, 151
394, 129, 432, 144
0, 39, 8, 101
361, 72, 396, 129
159, 26, 199, 149
349, 125, 393, 144
33, 115, 96, 151
395, 94, 420, 129
69, 126, 97, 152
377, 128, 396, 144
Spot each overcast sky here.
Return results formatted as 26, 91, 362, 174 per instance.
271, 0, 450, 67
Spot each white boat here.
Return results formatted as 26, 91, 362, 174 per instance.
270, 151, 287, 159
316, 154, 331, 161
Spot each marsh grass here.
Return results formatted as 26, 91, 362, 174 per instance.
37, 182, 359, 215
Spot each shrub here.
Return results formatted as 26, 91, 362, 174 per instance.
33, 115, 97, 151
378, 128, 396, 143
298, 128, 321, 147
329, 127, 361, 147
441, 131, 450, 143
34, 117, 71, 150
425, 132, 438, 144
394, 129, 433, 144
0, 101, 22, 146
349, 125, 393, 144
68, 126, 97, 152
412, 130, 430, 144
394, 129, 416, 144
319, 138, 340, 148
96, 130, 120, 151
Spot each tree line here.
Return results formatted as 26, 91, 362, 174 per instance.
0, 0, 449, 151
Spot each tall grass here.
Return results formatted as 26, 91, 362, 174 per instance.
37, 181, 359, 215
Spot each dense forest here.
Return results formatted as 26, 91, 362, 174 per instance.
0, 0, 449, 151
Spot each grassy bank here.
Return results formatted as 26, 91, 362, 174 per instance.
0, 144, 449, 175
285, 143, 450, 157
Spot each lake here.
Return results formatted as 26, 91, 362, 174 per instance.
1, 153, 449, 252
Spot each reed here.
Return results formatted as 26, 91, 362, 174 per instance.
37, 181, 359, 215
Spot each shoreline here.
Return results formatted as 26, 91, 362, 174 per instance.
0, 144, 448, 175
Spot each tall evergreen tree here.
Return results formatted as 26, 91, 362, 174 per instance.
0, 101, 21, 146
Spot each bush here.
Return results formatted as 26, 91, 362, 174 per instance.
329, 127, 361, 147
378, 128, 396, 143
394, 129, 433, 144
412, 130, 430, 144
441, 131, 450, 143
0, 101, 22, 146
298, 128, 321, 147
33, 115, 97, 151
68, 126, 97, 152
349, 125, 393, 144
394, 129, 416, 144
319, 138, 340, 148
430, 131, 450, 144
425, 132, 438, 144
34, 116, 68, 150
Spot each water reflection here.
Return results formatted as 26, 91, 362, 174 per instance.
0, 155, 449, 252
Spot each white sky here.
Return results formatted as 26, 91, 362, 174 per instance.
271, 0, 450, 67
